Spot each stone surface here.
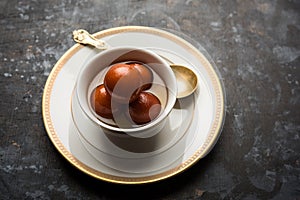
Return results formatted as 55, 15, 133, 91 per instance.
0, 0, 299, 199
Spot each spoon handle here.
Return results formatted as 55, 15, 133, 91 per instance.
73, 29, 108, 50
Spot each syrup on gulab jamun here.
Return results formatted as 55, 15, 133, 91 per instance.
92, 62, 162, 126
104, 63, 142, 104
130, 63, 153, 90
91, 84, 118, 119
129, 91, 162, 124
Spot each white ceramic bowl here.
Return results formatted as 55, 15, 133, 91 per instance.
73, 47, 177, 138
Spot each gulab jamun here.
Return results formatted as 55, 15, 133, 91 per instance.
104, 63, 142, 104
130, 63, 153, 90
91, 84, 118, 119
129, 92, 161, 124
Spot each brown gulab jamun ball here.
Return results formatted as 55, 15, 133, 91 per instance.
104, 63, 143, 104
130, 63, 153, 90
91, 84, 118, 119
129, 91, 161, 124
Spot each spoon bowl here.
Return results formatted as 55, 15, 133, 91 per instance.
170, 64, 197, 98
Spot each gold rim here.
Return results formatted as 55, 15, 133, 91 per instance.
42, 26, 225, 184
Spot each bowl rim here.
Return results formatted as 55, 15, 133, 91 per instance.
75, 46, 177, 133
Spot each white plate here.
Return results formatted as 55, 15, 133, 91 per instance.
42, 26, 225, 184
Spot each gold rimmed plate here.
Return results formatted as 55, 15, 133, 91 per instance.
42, 26, 225, 184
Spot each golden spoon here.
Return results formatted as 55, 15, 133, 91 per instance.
72, 29, 198, 98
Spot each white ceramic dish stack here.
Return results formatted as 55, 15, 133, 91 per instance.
42, 26, 225, 184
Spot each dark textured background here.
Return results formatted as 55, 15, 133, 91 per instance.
0, 0, 299, 199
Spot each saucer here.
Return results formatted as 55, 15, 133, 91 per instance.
42, 26, 225, 184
